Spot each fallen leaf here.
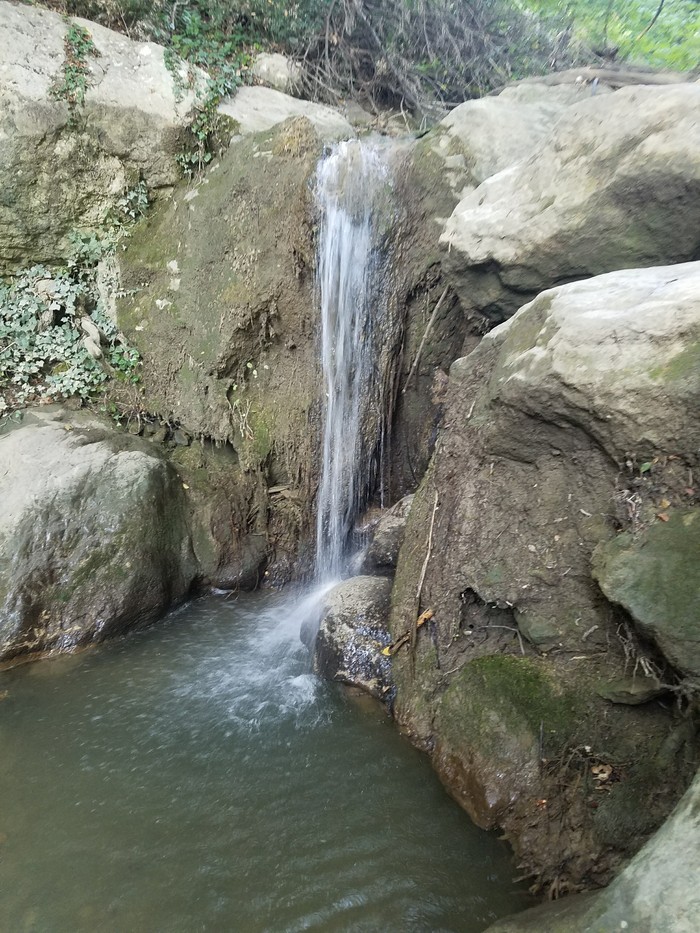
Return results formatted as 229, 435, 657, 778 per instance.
182, 483, 190, 490
659, 498, 671, 509
656, 512, 669, 522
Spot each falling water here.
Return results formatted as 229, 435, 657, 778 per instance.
314, 139, 394, 580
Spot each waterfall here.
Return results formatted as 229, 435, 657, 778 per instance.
314, 139, 394, 580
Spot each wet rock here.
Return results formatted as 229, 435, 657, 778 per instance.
0, 407, 197, 661
360, 495, 414, 574
593, 509, 700, 681
0, 0, 201, 269
314, 576, 393, 701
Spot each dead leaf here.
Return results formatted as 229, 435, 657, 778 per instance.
659, 498, 671, 509
656, 512, 670, 522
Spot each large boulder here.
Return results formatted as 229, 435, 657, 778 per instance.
487, 767, 700, 933
388, 262, 700, 891
0, 0, 200, 269
0, 407, 197, 661
434, 82, 606, 195
314, 576, 393, 700
441, 83, 700, 322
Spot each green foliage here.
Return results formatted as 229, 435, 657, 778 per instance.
520, 0, 700, 70
50, 20, 100, 109
0, 201, 143, 413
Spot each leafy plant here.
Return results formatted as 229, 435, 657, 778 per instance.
50, 20, 100, 109
0, 210, 142, 413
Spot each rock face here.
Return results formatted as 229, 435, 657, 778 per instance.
0, 0, 200, 269
0, 408, 197, 661
219, 86, 353, 141
487, 768, 700, 933
314, 576, 393, 700
116, 117, 329, 579
389, 261, 700, 891
441, 83, 700, 322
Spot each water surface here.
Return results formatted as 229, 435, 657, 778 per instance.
0, 592, 528, 932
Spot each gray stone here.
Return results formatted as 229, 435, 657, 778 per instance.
360, 494, 414, 573
314, 576, 393, 700
593, 509, 700, 681
0, 407, 197, 661
218, 86, 354, 142
441, 83, 700, 320
596, 675, 665, 706
435, 81, 602, 192
251, 52, 301, 94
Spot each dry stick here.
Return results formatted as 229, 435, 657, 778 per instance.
402, 286, 449, 394
413, 489, 439, 652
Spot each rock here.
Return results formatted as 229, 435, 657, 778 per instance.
596, 675, 665, 706
593, 509, 700, 681
0, 407, 197, 661
251, 52, 301, 94
360, 495, 414, 573
398, 263, 700, 657
0, 0, 201, 269
171, 428, 191, 447
435, 81, 604, 193
218, 86, 354, 142
314, 576, 393, 700
433, 656, 585, 829
388, 262, 700, 890
441, 83, 700, 321
486, 768, 700, 933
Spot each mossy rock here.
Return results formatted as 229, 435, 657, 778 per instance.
433, 655, 587, 828
593, 509, 700, 680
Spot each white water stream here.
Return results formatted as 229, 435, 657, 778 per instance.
314, 139, 393, 580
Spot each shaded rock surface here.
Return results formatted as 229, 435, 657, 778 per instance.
388, 262, 700, 891
360, 494, 414, 574
594, 509, 700, 682
314, 576, 393, 700
0, 407, 197, 661
441, 83, 700, 323
0, 0, 200, 269
487, 767, 700, 933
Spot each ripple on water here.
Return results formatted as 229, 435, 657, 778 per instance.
0, 590, 530, 932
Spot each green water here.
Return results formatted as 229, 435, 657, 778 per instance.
0, 591, 528, 932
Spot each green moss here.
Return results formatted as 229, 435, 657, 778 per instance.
438, 656, 586, 759
649, 340, 700, 383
